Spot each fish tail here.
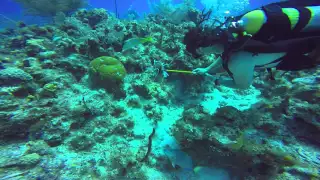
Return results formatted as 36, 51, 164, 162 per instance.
140, 36, 153, 43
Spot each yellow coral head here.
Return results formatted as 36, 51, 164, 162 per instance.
89, 56, 126, 82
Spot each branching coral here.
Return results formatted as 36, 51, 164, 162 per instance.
14, 0, 87, 16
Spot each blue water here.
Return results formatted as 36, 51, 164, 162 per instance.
0, 0, 285, 29
1, 0, 199, 20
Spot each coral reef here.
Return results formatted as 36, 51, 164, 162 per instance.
0, 3, 319, 180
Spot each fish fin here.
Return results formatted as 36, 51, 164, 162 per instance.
193, 166, 202, 173
276, 53, 317, 71
140, 37, 150, 43
271, 0, 320, 8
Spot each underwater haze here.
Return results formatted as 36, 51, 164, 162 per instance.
0, 0, 320, 179
1, 0, 284, 27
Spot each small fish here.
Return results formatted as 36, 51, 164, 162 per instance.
122, 36, 154, 51
226, 131, 245, 150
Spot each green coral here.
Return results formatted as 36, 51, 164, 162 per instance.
43, 83, 57, 92
89, 56, 126, 82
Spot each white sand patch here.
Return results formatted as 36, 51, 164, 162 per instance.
153, 106, 183, 155
125, 105, 183, 156
201, 86, 261, 115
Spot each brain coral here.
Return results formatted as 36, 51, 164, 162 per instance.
89, 56, 126, 82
